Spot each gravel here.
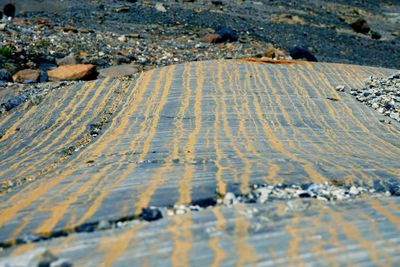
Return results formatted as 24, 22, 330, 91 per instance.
149, 181, 398, 218
349, 72, 400, 123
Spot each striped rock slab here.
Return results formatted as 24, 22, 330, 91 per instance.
0, 60, 399, 266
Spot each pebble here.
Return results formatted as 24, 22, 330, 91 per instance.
3, 3, 16, 18
223, 192, 236, 206
118, 35, 127, 42
336, 85, 345, 92
349, 186, 360, 195
141, 207, 163, 221
155, 3, 167, 13
97, 220, 111, 230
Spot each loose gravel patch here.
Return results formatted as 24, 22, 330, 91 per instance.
349, 72, 400, 122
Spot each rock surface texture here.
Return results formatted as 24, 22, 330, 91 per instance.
0, 60, 399, 266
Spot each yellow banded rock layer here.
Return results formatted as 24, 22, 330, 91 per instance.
0, 60, 399, 265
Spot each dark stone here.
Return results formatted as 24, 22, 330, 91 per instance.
3, 3, 16, 18
298, 192, 311, 198
300, 183, 313, 190
192, 197, 217, 208
0, 69, 12, 82
0, 11, 3, 20
289, 47, 318, 62
373, 180, 386, 193
1, 95, 27, 111
75, 222, 97, 233
212, 0, 224, 5
349, 18, 370, 34
89, 124, 101, 135
215, 27, 238, 43
370, 31, 381, 40
385, 181, 400, 196
141, 208, 163, 221
39, 71, 48, 83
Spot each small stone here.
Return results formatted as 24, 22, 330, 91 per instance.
48, 64, 97, 81
370, 31, 381, 40
175, 209, 185, 215
256, 187, 271, 203
166, 210, 174, 216
115, 6, 130, 13
141, 207, 163, 221
348, 18, 370, 34
223, 192, 236, 206
371, 102, 379, 109
3, 3, 16, 18
0, 23, 6, 31
118, 35, 127, 42
155, 3, 167, 12
336, 85, 345, 92
298, 192, 311, 198
97, 220, 111, 230
349, 186, 359, 195
12, 69, 40, 83
211, 0, 224, 5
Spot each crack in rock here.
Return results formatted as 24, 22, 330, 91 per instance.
0, 181, 399, 252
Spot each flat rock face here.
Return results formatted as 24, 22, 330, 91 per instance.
0, 60, 399, 265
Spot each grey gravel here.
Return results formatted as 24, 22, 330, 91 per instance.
350, 72, 400, 122
153, 182, 394, 218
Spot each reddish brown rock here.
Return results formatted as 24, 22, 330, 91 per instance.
47, 64, 97, 81
12, 69, 40, 83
